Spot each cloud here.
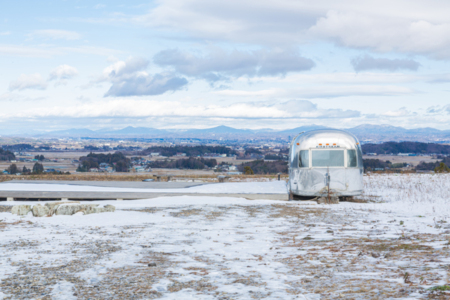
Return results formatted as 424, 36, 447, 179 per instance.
102, 57, 149, 79
104, 73, 188, 97
242, 72, 422, 84
0, 44, 119, 58
426, 105, 450, 114
382, 107, 413, 117
351, 55, 421, 72
0, 32, 11, 36
426, 74, 450, 84
94, 4, 106, 9
30, 30, 81, 40
98, 57, 188, 97
216, 85, 416, 98
0, 93, 24, 102
5, 99, 359, 120
216, 89, 281, 97
49, 65, 79, 80
134, 0, 319, 44
0, 45, 59, 57
9, 74, 48, 91
153, 48, 315, 81
309, 10, 450, 59
134, 0, 450, 59
272, 100, 360, 118
0, 93, 45, 102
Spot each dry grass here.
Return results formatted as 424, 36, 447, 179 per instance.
270, 205, 325, 219
169, 208, 204, 217
0, 220, 26, 229
366, 241, 434, 252
0, 173, 288, 182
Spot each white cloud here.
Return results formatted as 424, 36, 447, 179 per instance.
216, 85, 416, 98
134, 0, 319, 44
154, 48, 315, 81
0, 45, 58, 57
0, 92, 45, 102
351, 55, 421, 72
0, 44, 119, 58
9, 74, 48, 91
104, 72, 189, 97
49, 65, 79, 80
309, 10, 450, 59
0, 93, 23, 101
101, 57, 149, 79
244, 72, 422, 84
5, 99, 359, 120
136, 0, 450, 59
426, 74, 450, 84
97, 57, 188, 97
382, 107, 412, 117
30, 29, 81, 40
426, 105, 450, 114
0, 32, 11, 36
216, 89, 281, 97
107, 55, 119, 62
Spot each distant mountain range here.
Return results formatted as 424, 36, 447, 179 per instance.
3, 124, 450, 142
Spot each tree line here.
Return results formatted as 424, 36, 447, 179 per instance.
362, 142, 450, 155
76, 152, 131, 172
364, 157, 450, 173
141, 146, 236, 157
3, 162, 45, 175
237, 160, 288, 174
0, 149, 15, 161
34, 155, 45, 161
363, 159, 407, 171
147, 157, 217, 169
415, 156, 450, 172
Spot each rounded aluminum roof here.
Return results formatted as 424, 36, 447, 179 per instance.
291, 129, 360, 150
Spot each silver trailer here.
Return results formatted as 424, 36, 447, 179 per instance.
288, 129, 363, 198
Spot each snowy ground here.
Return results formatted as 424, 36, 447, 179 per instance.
0, 181, 288, 194
1, 174, 450, 299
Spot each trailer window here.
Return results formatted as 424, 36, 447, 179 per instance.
299, 150, 309, 167
311, 150, 344, 167
347, 149, 357, 167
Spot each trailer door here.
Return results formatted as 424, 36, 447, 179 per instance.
310, 149, 346, 191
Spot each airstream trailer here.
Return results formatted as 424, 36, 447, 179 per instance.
288, 129, 363, 199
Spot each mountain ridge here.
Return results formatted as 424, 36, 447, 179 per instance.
4, 124, 450, 142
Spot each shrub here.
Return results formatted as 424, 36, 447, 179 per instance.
7, 164, 18, 174
32, 162, 44, 174
243, 166, 254, 175
435, 162, 450, 173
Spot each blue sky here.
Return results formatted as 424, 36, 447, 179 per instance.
1, 0, 450, 132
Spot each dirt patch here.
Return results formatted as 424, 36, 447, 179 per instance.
0, 205, 12, 213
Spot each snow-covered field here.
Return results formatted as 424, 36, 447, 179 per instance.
1, 174, 450, 299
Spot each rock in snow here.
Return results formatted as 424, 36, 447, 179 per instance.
11, 205, 31, 216
84, 204, 116, 214
31, 204, 50, 217
10, 203, 115, 217
55, 204, 99, 216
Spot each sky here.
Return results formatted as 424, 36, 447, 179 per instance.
1, 0, 450, 132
